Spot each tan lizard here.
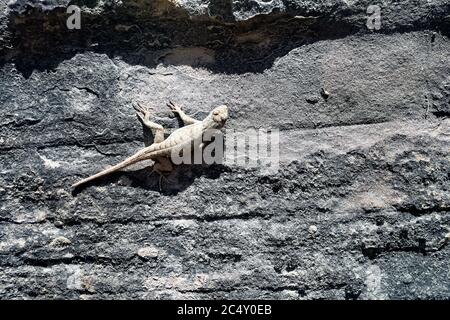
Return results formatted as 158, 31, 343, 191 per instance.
72, 101, 228, 188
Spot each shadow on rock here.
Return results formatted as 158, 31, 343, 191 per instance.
2, 1, 349, 77
71, 163, 231, 196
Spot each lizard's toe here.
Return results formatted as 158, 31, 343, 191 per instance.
132, 102, 145, 116
133, 102, 153, 120
167, 101, 182, 113
167, 101, 176, 110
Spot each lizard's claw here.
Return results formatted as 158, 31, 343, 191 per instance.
132, 101, 144, 113
132, 101, 153, 122
149, 167, 170, 191
158, 174, 170, 192
167, 100, 183, 114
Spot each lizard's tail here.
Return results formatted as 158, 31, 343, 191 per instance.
72, 149, 148, 188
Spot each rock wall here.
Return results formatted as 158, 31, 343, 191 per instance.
0, 0, 449, 299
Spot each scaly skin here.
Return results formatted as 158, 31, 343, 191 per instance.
72, 102, 228, 188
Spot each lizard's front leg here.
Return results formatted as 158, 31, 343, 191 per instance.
133, 102, 166, 145
167, 101, 200, 126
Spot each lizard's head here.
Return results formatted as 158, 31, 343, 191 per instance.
207, 105, 228, 129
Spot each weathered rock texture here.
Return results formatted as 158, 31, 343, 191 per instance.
0, 0, 449, 299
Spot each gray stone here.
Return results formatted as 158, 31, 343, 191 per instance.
49, 236, 72, 248
137, 246, 160, 259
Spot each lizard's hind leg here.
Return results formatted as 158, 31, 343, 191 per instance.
151, 158, 174, 191
133, 102, 165, 145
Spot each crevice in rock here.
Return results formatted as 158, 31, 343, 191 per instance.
395, 204, 450, 216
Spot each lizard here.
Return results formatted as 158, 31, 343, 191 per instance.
72, 101, 228, 188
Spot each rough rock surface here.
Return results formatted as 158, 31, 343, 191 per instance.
0, 0, 449, 299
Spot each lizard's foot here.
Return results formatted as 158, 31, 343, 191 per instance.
167, 100, 200, 126
167, 100, 183, 115
133, 102, 165, 143
149, 167, 171, 192
132, 101, 153, 122
158, 174, 169, 192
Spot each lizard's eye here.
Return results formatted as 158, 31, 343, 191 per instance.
213, 111, 219, 116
